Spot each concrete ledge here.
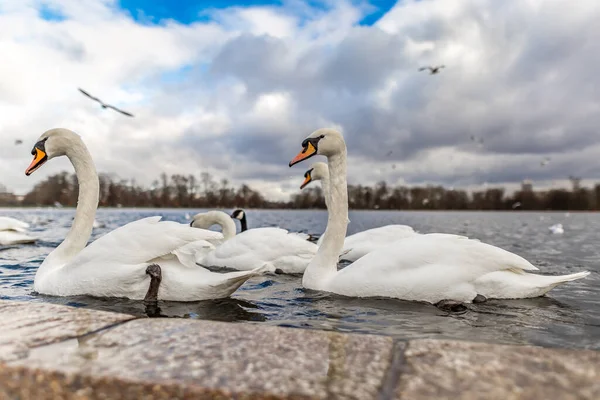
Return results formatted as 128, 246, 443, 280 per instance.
396, 339, 600, 400
0, 300, 598, 400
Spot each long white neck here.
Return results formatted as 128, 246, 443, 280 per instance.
41, 142, 99, 272
303, 151, 348, 289
319, 174, 331, 209
194, 211, 237, 240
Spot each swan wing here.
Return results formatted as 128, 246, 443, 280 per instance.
423, 233, 478, 241
288, 231, 312, 241
0, 217, 30, 232
329, 234, 538, 301
201, 227, 317, 272
0, 230, 37, 245
68, 216, 222, 268
318, 224, 416, 247
170, 240, 216, 268
334, 225, 419, 261
345, 234, 537, 276
344, 224, 417, 246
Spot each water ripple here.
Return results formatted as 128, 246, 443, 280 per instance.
0, 208, 598, 349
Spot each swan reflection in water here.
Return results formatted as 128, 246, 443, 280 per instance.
37, 294, 267, 322
143, 297, 267, 321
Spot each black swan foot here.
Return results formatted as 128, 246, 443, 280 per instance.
435, 299, 468, 313
473, 294, 487, 304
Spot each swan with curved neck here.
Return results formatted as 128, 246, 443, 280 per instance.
190, 210, 318, 274
190, 211, 237, 240
289, 128, 590, 302
25, 128, 270, 301
301, 162, 417, 262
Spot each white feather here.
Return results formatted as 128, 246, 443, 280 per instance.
296, 128, 589, 303
317, 224, 418, 261
191, 211, 318, 274
30, 129, 268, 301
0, 216, 37, 245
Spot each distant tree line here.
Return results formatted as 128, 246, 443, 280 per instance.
15, 172, 279, 209
2, 172, 600, 211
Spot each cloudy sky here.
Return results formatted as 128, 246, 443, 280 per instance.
1, 0, 599, 200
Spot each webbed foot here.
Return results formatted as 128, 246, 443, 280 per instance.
144, 264, 162, 303
473, 294, 487, 303
435, 299, 468, 313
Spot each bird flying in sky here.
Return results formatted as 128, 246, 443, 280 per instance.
419, 65, 445, 74
78, 88, 134, 117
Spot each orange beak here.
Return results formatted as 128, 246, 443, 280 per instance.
25, 148, 47, 176
289, 142, 316, 167
300, 173, 312, 189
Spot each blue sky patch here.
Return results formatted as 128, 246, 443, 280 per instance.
159, 65, 195, 84
359, 0, 397, 26
39, 4, 67, 22
118, 0, 397, 26
120, 0, 279, 24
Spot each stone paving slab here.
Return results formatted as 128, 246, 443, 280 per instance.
0, 301, 134, 362
395, 339, 600, 400
4, 317, 394, 399
0, 300, 599, 399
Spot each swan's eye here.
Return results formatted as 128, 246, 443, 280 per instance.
319, 135, 325, 139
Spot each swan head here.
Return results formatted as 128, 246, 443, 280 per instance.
190, 211, 229, 229
300, 162, 328, 189
25, 128, 81, 176
289, 128, 345, 167
230, 209, 245, 221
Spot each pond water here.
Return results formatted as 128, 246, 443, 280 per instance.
0, 208, 598, 350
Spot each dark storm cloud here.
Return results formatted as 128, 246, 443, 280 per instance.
157, 0, 600, 192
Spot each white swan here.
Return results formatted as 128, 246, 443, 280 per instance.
190, 210, 318, 274
230, 208, 312, 241
0, 216, 37, 245
302, 162, 418, 261
288, 128, 590, 303
24, 128, 270, 301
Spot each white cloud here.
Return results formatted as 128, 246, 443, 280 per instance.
1, 0, 599, 202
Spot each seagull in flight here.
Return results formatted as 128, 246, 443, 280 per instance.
419, 65, 445, 74
540, 157, 551, 167
78, 88, 134, 117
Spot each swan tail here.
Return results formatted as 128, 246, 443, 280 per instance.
544, 271, 591, 284
208, 263, 273, 297
475, 270, 590, 299
257, 262, 276, 274
527, 271, 591, 296
546, 271, 590, 287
